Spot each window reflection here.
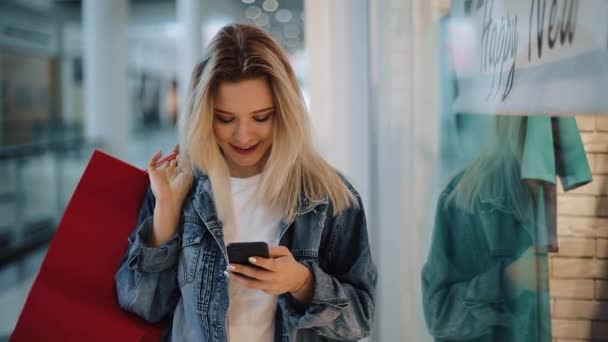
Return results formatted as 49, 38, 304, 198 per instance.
423, 115, 591, 341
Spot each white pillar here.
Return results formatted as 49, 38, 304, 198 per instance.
177, 0, 203, 114
60, 58, 75, 124
304, 0, 371, 210
82, 0, 130, 158
369, 0, 441, 340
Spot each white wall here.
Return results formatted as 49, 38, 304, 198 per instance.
306, 0, 443, 340
304, 0, 371, 209
82, 0, 130, 158
370, 1, 442, 340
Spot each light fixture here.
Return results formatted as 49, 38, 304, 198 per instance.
254, 13, 270, 27
284, 23, 300, 39
262, 0, 279, 13
245, 6, 262, 20
275, 9, 292, 23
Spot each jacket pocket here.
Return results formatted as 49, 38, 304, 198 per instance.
178, 222, 204, 287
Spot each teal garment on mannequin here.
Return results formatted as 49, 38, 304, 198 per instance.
521, 117, 592, 251
520, 116, 592, 189
422, 116, 591, 342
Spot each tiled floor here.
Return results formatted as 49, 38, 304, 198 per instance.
0, 126, 178, 338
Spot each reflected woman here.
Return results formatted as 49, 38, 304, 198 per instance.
422, 116, 591, 341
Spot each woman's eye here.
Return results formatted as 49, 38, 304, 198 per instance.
216, 116, 234, 123
254, 113, 273, 122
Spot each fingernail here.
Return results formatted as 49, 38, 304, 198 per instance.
228, 265, 236, 271
249, 257, 257, 264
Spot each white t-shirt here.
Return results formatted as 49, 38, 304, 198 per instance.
224, 174, 282, 342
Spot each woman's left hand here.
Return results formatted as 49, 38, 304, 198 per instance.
228, 246, 315, 304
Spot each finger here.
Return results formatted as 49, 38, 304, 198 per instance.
148, 151, 163, 170
169, 159, 178, 168
181, 165, 193, 177
269, 246, 291, 258
169, 165, 180, 178
230, 273, 266, 290
229, 264, 271, 281
176, 166, 192, 181
249, 256, 276, 271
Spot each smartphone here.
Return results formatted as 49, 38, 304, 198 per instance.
226, 242, 270, 265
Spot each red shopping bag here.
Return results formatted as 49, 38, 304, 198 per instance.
11, 150, 166, 341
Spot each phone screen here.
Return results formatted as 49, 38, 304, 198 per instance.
226, 242, 270, 265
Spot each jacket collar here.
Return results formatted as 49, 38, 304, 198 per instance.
192, 168, 328, 216
191, 169, 329, 238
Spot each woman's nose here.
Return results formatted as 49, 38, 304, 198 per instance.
234, 121, 253, 144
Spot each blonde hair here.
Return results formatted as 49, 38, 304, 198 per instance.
447, 116, 534, 223
178, 24, 357, 224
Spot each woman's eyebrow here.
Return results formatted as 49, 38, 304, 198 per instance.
252, 106, 275, 114
214, 106, 275, 115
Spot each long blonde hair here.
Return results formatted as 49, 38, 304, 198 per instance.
178, 24, 357, 224
447, 116, 534, 223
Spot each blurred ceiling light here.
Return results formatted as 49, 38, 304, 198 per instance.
285, 38, 298, 48
245, 6, 262, 20
284, 23, 300, 39
275, 9, 292, 23
242, 0, 256, 3
254, 13, 270, 27
262, 0, 279, 12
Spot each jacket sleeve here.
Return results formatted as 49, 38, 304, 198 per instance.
115, 187, 181, 323
280, 193, 377, 341
421, 192, 527, 340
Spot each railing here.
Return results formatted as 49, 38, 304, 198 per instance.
0, 135, 88, 269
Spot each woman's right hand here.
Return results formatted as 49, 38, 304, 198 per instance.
147, 149, 193, 247
504, 246, 549, 294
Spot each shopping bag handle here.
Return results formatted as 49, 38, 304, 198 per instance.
155, 153, 177, 168
145, 153, 178, 174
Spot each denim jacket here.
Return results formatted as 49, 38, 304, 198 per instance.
421, 174, 551, 342
115, 172, 377, 341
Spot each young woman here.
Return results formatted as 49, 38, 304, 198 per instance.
115, 24, 376, 342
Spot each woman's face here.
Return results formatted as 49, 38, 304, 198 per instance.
213, 77, 275, 178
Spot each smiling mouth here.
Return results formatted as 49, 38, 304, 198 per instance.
231, 143, 260, 155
